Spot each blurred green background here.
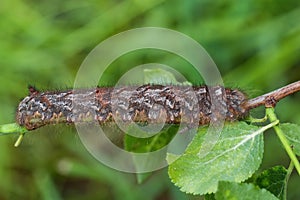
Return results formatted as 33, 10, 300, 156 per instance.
0, 0, 299, 199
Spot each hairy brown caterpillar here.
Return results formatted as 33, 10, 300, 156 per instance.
16, 85, 249, 130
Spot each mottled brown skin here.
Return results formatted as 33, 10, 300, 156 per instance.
16, 85, 249, 130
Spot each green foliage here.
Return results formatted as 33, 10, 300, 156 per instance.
124, 125, 177, 183
280, 123, 300, 156
168, 107, 299, 198
168, 122, 264, 195
0, 123, 27, 136
253, 166, 287, 200
0, 0, 300, 199
215, 182, 278, 200
266, 109, 300, 174
124, 126, 177, 153
143, 68, 192, 86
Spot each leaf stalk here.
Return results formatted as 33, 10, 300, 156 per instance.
266, 108, 300, 175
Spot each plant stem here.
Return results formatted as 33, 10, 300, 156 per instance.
246, 115, 268, 123
0, 123, 28, 147
266, 107, 300, 175
0, 123, 27, 135
14, 133, 25, 147
245, 80, 300, 109
284, 161, 294, 200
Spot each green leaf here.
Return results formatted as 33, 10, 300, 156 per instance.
253, 166, 287, 200
35, 170, 62, 200
124, 125, 177, 153
168, 122, 265, 195
0, 123, 28, 135
279, 123, 300, 156
124, 125, 177, 183
0, 123, 28, 147
166, 153, 181, 164
205, 193, 216, 200
215, 182, 278, 200
135, 172, 152, 184
143, 68, 192, 86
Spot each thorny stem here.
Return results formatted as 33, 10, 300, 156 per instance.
245, 80, 300, 109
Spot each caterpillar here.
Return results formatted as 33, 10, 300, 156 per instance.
16, 85, 249, 130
